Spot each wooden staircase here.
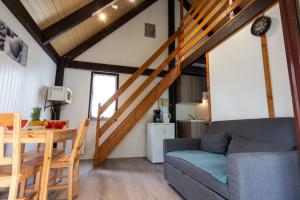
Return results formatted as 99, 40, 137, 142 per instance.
94, 0, 251, 167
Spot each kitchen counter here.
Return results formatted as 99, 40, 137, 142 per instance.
176, 120, 209, 138
178, 119, 209, 123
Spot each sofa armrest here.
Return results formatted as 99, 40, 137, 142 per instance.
227, 151, 300, 200
163, 138, 201, 155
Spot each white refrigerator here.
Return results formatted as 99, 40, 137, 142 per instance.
146, 123, 175, 163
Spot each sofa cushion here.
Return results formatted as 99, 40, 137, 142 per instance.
167, 151, 227, 183
165, 152, 229, 198
227, 135, 292, 155
208, 118, 297, 151
201, 132, 230, 154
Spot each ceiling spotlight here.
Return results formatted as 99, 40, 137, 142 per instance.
92, 0, 118, 18
129, 0, 134, 2
98, 13, 106, 21
112, 4, 118, 9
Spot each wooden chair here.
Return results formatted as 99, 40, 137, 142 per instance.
0, 113, 41, 200
20, 120, 70, 196
47, 118, 89, 200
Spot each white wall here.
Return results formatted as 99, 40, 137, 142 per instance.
208, 4, 293, 121
61, 0, 169, 159
0, 2, 56, 119
75, 0, 168, 69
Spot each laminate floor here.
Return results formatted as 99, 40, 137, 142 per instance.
1, 158, 182, 200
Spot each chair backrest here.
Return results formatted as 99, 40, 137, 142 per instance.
0, 113, 21, 199
0, 113, 21, 166
70, 118, 89, 160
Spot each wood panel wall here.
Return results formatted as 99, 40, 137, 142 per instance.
0, 55, 28, 113
0, 54, 54, 119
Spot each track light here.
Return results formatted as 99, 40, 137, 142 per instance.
98, 13, 106, 21
92, 0, 118, 20
112, 4, 118, 10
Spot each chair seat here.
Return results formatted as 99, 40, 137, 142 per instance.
50, 155, 70, 168
0, 162, 40, 187
22, 148, 65, 161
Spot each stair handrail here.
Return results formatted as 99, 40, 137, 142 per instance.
96, 63, 183, 165
97, 0, 205, 117
182, 0, 210, 30
98, 30, 180, 117
180, 0, 203, 24
99, 0, 210, 136
98, 46, 180, 138
184, 0, 221, 37
180, 0, 244, 57
94, 0, 255, 166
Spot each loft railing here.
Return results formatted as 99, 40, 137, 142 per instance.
94, 0, 253, 166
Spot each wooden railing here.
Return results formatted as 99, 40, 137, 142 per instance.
94, 0, 253, 166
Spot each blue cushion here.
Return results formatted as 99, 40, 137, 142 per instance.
167, 150, 227, 184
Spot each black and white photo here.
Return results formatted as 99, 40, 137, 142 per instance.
0, 19, 28, 66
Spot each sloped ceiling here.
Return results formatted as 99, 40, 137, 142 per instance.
21, 0, 145, 56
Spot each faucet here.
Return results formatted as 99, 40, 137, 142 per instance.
188, 114, 196, 120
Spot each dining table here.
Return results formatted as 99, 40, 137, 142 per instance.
4, 128, 77, 200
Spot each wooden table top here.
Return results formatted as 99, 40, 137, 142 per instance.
4, 128, 77, 143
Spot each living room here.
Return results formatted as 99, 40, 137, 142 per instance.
0, 0, 299, 200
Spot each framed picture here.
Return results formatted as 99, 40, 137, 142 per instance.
145, 23, 156, 38
0, 19, 28, 66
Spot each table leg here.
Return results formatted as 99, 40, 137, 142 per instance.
39, 131, 54, 200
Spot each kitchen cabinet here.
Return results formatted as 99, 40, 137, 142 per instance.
147, 123, 175, 163
177, 120, 209, 138
176, 75, 207, 104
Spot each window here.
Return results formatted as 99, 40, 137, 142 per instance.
89, 72, 119, 120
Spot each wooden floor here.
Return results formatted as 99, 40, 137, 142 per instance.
1, 158, 182, 200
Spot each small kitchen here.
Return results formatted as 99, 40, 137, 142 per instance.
147, 69, 209, 163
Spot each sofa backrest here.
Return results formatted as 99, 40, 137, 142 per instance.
208, 118, 297, 151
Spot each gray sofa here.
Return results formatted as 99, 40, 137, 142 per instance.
164, 118, 300, 200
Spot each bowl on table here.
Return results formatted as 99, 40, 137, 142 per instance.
6, 120, 28, 131
46, 121, 67, 129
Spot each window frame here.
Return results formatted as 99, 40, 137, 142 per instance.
88, 71, 119, 121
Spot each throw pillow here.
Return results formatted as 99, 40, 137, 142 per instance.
201, 132, 230, 154
227, 135, 291, 155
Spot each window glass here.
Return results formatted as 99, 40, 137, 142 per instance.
90, 72, 118, 119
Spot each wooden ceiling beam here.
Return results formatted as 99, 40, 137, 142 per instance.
1, 0, 60, 63
182, 0, 276, 68
42, 0, 115, 44
64, 60, 206, 77
65, 60, 167, 77
63, 0, 158, 60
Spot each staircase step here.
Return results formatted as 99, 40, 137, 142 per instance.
95, 65, 181, 166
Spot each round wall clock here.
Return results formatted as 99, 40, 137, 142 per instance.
251, 16, 272, 36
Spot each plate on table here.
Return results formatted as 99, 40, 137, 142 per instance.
27, 126, 46, 130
